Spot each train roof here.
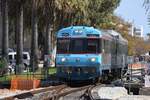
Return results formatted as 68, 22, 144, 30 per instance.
102, 30, 128, 45
57, 26, 128, 44
57, 26, 102, 38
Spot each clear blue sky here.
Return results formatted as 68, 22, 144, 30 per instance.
115, 0, 149, 35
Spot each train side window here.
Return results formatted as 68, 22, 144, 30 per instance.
104, 40, 110, 53
118, 43, 120, 54
103, 40, 106, 53
105, 40, 107, 53
101, 39, 104, 52
107, 41, 111, 53
87, 39, 100, 53
118, 43, 122, 54
103, 40, 105, 53
111, 41, 116, 54
99, 39, 102, 53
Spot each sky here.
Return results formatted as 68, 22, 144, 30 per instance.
115, 0, 149, 36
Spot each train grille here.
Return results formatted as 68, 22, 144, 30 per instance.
59, 67, 96, 74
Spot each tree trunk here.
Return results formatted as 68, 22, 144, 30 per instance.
45, 23, 51, 58
1, 0, 9, 60
44, 21, 51, 78
30, 0, 38, 72
16, 4, 24, 74
59, 10, 64, 29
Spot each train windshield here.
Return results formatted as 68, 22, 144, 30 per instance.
57, 38, 101, 54
70, 39, 86, 53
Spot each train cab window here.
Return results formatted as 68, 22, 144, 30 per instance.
57, 39, 70, 53
87, 39, 100, 53
71, 39, 85, 53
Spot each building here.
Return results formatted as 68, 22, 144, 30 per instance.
129, 25, 144, 38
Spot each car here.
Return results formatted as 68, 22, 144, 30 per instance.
8, 51, 30, 69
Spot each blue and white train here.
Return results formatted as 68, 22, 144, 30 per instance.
56, 26, 128, 82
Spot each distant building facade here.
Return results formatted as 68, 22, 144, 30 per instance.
129, 25, 143, 38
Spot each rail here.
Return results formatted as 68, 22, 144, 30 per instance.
4, 84, 66, 100
52, 85, 92, 100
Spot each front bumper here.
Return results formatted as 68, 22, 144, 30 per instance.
57, 67, 99, 81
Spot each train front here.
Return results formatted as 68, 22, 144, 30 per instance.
56, 26, 102, 81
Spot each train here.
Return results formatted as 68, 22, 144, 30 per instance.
56, 26, 128, 82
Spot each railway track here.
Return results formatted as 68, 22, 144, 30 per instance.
3, 82, 104, 100
4, 84, 67, 100
54, 83, 103, 100
40, 85, 91, 100
80, 83, 104, 100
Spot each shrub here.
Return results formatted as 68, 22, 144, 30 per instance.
0, 58, 8, 76
0, 58, 7, 68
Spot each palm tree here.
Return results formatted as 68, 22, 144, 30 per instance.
55, 0, 89, 28
6, 0, 27, 74
16, 1, 24, 74
43, 0, 55, 78
30, 0, 39, 72
1, 0, 9, 61
1, 0, 9, 76
144, 0, 150, 26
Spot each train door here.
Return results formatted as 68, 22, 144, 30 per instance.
101, 39, 111, 69
111, 40, 117, 68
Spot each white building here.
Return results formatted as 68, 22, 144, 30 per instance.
129, 25, 144, 38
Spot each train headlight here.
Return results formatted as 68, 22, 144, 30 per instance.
61, 58, 66, 62
90, 58, 96, 62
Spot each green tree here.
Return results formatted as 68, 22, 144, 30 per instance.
87, 0, 120, 26
43, 0, 55, 77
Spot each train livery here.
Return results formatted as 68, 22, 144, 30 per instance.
56, 26, 128, 81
